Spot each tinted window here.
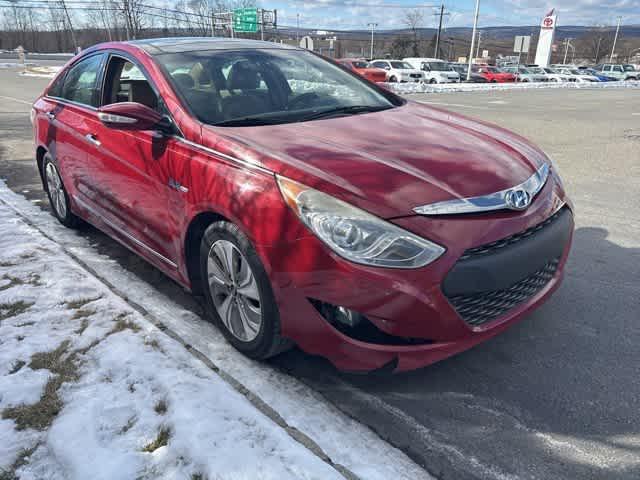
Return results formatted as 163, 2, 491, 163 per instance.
156, 49, 395, 126
390, 61, 412, 69
61, 54, 103, 107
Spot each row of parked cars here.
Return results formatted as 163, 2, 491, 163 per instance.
337, 57, 639, 84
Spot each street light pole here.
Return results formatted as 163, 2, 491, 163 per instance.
296, 13, 300, 43
475, 30, 482, 58
368, 22, 378, 60
610, 16, 622, 63
466, 0, 480, 81
563, 38, 571, 64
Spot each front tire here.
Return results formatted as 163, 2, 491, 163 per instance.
388, 76, 397, 83
43, 154, 80, 228
199, 221, 291, 360
429, 78, 437, 84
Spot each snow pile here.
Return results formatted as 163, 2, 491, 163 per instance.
19, 66, 61, 79
0, 195, 344, 479
385, 79, 640, 95
0, 63, 35, 69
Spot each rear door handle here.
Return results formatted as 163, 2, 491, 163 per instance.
85, 134, 101, 147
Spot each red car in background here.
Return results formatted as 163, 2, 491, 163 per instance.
337, 58, 387, 83
32, 38, 573, 373
473, 65, 516, 83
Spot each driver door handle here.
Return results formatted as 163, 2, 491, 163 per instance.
46, 111, 56, 120
85, 134, 101, 147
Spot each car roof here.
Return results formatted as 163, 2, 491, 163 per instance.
126, 37, 299, 55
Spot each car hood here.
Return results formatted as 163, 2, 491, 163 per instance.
204, 102, 549, 219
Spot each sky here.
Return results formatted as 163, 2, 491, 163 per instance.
259, 0, 640, 31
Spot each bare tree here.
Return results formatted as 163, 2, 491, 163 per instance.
403, 9, 423, 57
577, 26, 615, 64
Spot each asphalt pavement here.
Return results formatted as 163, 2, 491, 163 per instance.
0, 67, 638, 480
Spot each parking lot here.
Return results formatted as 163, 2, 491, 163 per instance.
1, 67, 639, 479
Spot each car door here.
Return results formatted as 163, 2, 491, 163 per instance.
80, 53, 186, 271
44, 53, 106, 203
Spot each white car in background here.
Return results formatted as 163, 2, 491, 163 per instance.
555, 68, 599, 83
369, 59, 424, 83
403, 58, 460, 83
527, 65, 573, 82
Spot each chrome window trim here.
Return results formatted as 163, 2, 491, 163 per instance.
413, 163, 550, 216
73, 195, 178, 269
172, 136, 273, 175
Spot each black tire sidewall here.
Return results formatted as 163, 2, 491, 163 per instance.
43, 154, 78, 228
199, 221, 284, 359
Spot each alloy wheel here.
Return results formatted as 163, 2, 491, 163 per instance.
45, 162, 67, 219
207, 239, 262, 342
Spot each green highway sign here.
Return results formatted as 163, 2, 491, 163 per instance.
233, 8, 259, 33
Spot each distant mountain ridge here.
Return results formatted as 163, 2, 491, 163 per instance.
283, 25, 640, 40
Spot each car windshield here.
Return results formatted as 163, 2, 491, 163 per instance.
426, 62, 450, 71
390, 61, 413, 69
486, 67, 500, 73
156, 49, 396, 127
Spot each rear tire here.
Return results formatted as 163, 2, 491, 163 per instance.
388, 76, 397, 83
43, 154, 80, 228
199, 221, 292, 360
429, 78, 437, 84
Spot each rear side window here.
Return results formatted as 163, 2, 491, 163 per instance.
61, 54, 104, 107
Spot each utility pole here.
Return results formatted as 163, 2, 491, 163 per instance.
594, 37, 602, 63
260, 9, 264, 41
59, 0, 78, 51
475, 30, 482, 58
610, 16, 621, 62
296, 13, 300, 43
368, 22, 378, 60
466, 0, 480, 81
563, 38, 572, 64
433, 4, 450, 59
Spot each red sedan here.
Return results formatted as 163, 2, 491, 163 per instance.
32, 38, 573, 372
337, 58, 387, 83
473, 65, 517, 83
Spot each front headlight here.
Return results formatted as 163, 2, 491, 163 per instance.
277, 176, 445, 269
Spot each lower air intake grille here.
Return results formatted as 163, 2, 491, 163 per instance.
447, 258, 559, 327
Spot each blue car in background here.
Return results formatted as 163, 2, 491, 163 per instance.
579, 67, 618, 82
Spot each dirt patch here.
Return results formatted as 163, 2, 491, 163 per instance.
0, 444, 39, 480
0, 301, 34, 322
142, 426, 170, 452
2, 341, 79, 431
154, 399, 168, 416
64, 296, 101, 310
108, 314, 141, 336
9, 360, 25, 375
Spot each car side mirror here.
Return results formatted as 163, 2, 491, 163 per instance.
98, 102, 165, 131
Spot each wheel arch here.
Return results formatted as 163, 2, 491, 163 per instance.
183, 210, 227, 294
36, 145, 48, 190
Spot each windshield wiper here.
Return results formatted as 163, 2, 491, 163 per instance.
212, 116, 286, 127
299, 105, 391, 122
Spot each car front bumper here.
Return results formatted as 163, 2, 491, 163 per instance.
258, 180, 573, 372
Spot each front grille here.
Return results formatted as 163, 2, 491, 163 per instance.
447, 259, 559, 327
461, 208, 565, 260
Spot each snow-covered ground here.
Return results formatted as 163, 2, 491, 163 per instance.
19, 66, 62, 79
0, 181, 430, 480
385, 79, 640, 94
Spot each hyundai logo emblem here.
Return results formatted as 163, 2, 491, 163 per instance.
505, 188, 531, 210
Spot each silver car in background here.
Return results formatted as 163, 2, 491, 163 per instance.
502, 66, 548, 82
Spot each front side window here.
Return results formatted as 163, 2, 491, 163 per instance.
102, 57, 159, 111
156, 49, 396, 126
61, 54, 104, 107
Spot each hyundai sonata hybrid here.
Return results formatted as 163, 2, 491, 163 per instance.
32, 38, 574, 372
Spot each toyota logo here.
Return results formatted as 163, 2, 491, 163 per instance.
505, 188, 532, 210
